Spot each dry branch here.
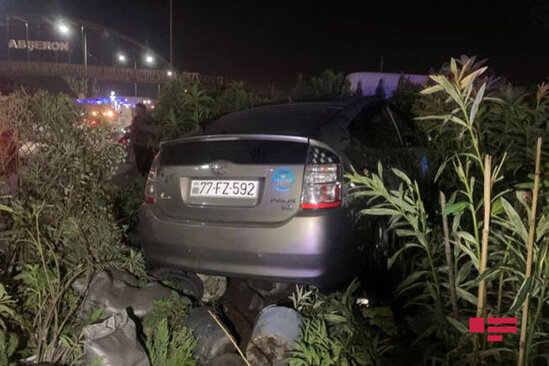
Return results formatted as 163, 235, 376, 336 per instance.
476, 154, 492, 318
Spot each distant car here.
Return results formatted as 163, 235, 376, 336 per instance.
109, 126, 132, 162
139, 97, 430, 288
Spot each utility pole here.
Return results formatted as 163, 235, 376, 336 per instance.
6, 16, 9, 61
169, 0, 173, 66
81, 26, 88, 66
25, 22, 29, 62
380, 54, 384, 73
134, 60, 138, 97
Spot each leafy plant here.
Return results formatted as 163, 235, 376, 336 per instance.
146, 319, 197, 366
289, 319, 370, 366
213, 81, 267, 115
0, 90, 146, 363
289, 281, 393, 366
347, 56, 549, 365
142, 293, 192, 336
290, 285, 322, 312
109, 176, 146, 235
0, 329, 18, 366
291, 70, 352, 101
63, 76, 99, 98
0, 284, 15, 330
154, 79, 214, 142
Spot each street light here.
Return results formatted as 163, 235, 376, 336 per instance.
145, 54, 154, 65
58, 22, 70, 35
167, 70, 173, 77
118, 54, 127, 63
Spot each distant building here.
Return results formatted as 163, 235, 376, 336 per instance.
346, 72, 428, 98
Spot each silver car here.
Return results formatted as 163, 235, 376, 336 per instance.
139, 98, 429, 288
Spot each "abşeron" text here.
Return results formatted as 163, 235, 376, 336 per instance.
8, 39, 69, 52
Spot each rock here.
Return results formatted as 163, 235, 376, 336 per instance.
223, 279, 266, 349
184, 307, 236, 363
204, 353, 247, 366
247, 280, 293, 301
246, 306, 302, 366
81, 310, 150, 366
79, 271, 173, 319
197, 273, 227, 302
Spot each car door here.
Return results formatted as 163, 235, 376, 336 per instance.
345, 101, 430, 188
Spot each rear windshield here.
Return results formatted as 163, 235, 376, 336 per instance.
160, 139, 309, 165
200, 104, 343, 136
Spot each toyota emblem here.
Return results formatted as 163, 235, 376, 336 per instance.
210, 161, 228, 176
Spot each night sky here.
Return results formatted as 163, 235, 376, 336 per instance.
2, 0, 549, 89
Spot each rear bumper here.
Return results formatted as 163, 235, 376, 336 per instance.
139, 204, 357, 287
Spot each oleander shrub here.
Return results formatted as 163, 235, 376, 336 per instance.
346, 57, 549, 365
0, 90, 146, 364
291, 69, 352, 101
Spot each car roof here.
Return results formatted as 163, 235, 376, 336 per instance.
199, 98, 379, 136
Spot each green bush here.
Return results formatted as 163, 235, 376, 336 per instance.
289, 281, 394, 366
291, 70, 352, 101
410, 56, 549, 188
0, 90, 146, 364
0, 329, 18, 366
110, 175, 146, 235
213, 81, 269, 115
154, 79, 215, 142
0, 283, 15, 330
348, 57, 549, 365
146, 319, 197, 366
142, 293, 192, 336
154, 78, 270, 143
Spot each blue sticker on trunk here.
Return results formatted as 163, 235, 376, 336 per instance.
272, 167, 295, 192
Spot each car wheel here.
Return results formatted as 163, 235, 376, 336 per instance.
372, 218, 396, 272
247, 280, 295, 305
150, 268, 204, 300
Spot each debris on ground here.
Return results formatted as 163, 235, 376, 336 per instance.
246, 306, 302, 366
73, 272, 303, 366
197, 273, 227, 302
204, 353, 248, 366
82, 310, 150, 366
184, 307, 236, 363
79, 271, 173, 319
222, 279, 266, 349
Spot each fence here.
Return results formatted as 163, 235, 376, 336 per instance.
0, 60, 225, 89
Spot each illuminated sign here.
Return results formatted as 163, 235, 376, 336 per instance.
8, 39, 69, 52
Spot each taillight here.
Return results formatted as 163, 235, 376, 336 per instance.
300, 146, 342, 209
144, 153, 159, 204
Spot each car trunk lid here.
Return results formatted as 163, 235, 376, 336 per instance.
155, 135, 308, 224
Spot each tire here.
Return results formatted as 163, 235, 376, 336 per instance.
372, 217, 395, 271
149, 268, 204, 300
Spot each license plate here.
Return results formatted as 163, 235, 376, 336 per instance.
190, 180, 259, 198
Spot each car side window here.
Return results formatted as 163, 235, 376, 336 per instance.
347, 104, 402, 148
